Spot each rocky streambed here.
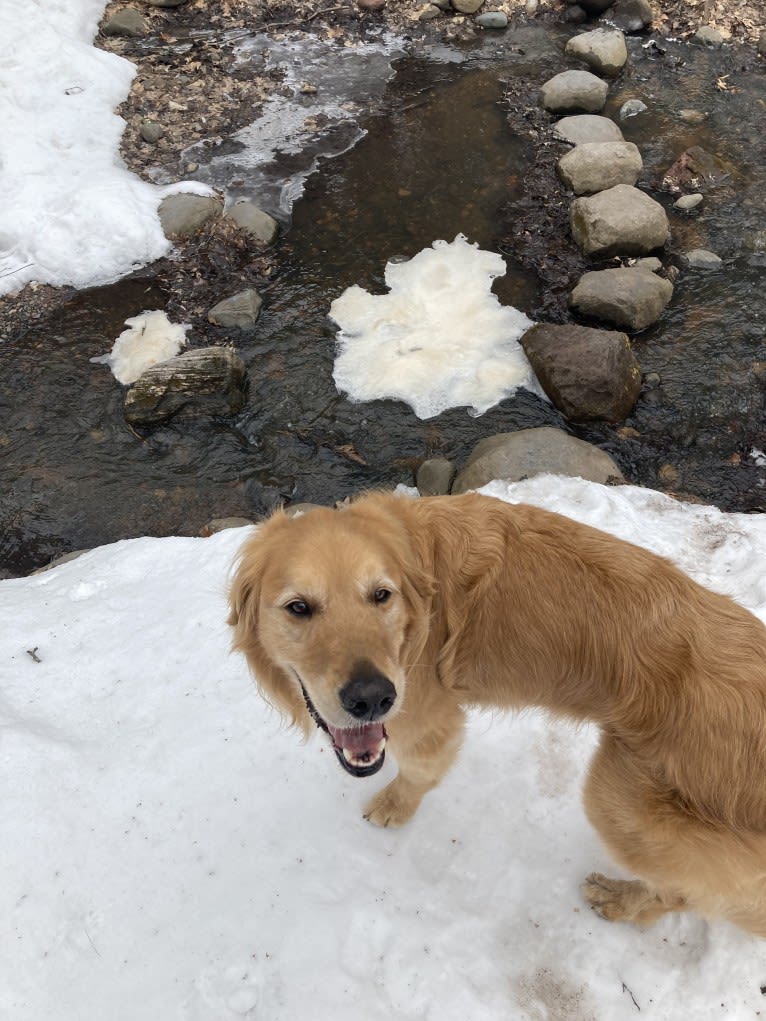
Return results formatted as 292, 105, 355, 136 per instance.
1, 3, 765, 576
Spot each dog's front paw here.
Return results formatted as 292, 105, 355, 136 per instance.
363, 779, 422, 828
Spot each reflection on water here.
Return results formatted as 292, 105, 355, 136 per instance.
1, 25, 764, 575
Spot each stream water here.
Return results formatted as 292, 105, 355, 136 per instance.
1, 23, 764, 576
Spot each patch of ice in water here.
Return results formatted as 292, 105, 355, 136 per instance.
330, 235, 540, 419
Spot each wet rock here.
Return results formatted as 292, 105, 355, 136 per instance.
158, 192, 223, 239
661, 146, 731, 193
208, 289, 263, 330
569, 0, 615, 14
200, 517, 254, 536
520, 323, 641, 422
565, 28, 628, 77
475, 11, 508, 28
557, 141, 642, 195
124, 347, 247, 426
619, 98, 647, 119
452, 427, 624, 493
541, 70, 609, 114
451, 0, 484, 11
570, 184, 670, 258
552, 114, 624, 144
357, 0, 386, 10
227, 201, 279, 244
636, 256, 662, 272
570, 267, 673, 331
102, 8, 148, 36
418, 4, 442, 19
691, 26, 724, 47
683, 249, 723, 270
417, 458, 456, 496
603, 0, 652, 32
674, 193, 703, 211
140, 119, 164, 144
678, 109, 707, 125
563, 4, 588, 22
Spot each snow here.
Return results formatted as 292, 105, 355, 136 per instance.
4, 476, 766, 1020
92, 310, 190, 384
330, 235, 540, 419
0, 1, 210, 297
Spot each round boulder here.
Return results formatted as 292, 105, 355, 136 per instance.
227, 201, 280, 244
570, 267, 673, 331
452, 427, 624, 493
603, 0, 652, 32
565, 28, 628, 77
557, 141, 642, 195
208, 289, 264, 329
570, 184, 670, 258
158, 193, 223, 238
552, 114, 624, 144
520, 323, 641, 422
540, 70, 609, 114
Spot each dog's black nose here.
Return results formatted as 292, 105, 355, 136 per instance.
340, 665, 396, 721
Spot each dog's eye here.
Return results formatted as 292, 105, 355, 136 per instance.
285, 599, 311, 617
373, 588, 392, 605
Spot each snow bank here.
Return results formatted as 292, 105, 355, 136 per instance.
3, 478, 766, 1019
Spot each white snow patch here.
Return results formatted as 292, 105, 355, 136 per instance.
330, 235, 540, 419
93, 310, 189, 384
0, 1, 212, 297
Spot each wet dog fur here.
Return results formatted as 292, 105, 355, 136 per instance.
228, 490, 766, 936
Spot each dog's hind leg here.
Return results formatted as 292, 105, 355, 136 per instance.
581, 873, 686, 925
581, 734, 692, 927
364, 704, 465, 828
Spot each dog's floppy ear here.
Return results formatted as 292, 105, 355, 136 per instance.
228, 523, 312, 737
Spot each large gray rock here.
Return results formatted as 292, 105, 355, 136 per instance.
208, 289, 264, 329
557, 141, 642, 194
520, 322, 641, 422
570, 184, 670, 257
565, 28, 628, 77
540, 70, 609, 114
451, 0, 483, 10
603, 0, 652, 32
570, 267, 673, 331
226, 201, 279, 244
452, 427, 624, 493
124, 347, 247, 425
691, 25, 724, 47
102, 8, 148, 35
417, 457, 456, 496
158, 193, 223, 238
552, 114, 624, 144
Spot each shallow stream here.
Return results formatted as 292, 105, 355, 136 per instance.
1, 23, 764, 575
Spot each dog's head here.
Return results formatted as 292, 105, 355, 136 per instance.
228, 496, 433, 778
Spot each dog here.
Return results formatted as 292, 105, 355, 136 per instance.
228, 490, 766, 936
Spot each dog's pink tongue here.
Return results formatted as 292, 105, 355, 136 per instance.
328, 722, 384, 753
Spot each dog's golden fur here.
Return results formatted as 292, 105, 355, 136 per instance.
229, 490, 766, 936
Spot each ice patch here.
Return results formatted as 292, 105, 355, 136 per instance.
330, 235, 539, 419
94, 310, 189, 385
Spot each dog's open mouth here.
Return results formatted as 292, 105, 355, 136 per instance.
326, 721, 387, 777
298, 678, 387, 778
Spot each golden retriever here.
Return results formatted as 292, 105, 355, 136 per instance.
228, 490, 766, 936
